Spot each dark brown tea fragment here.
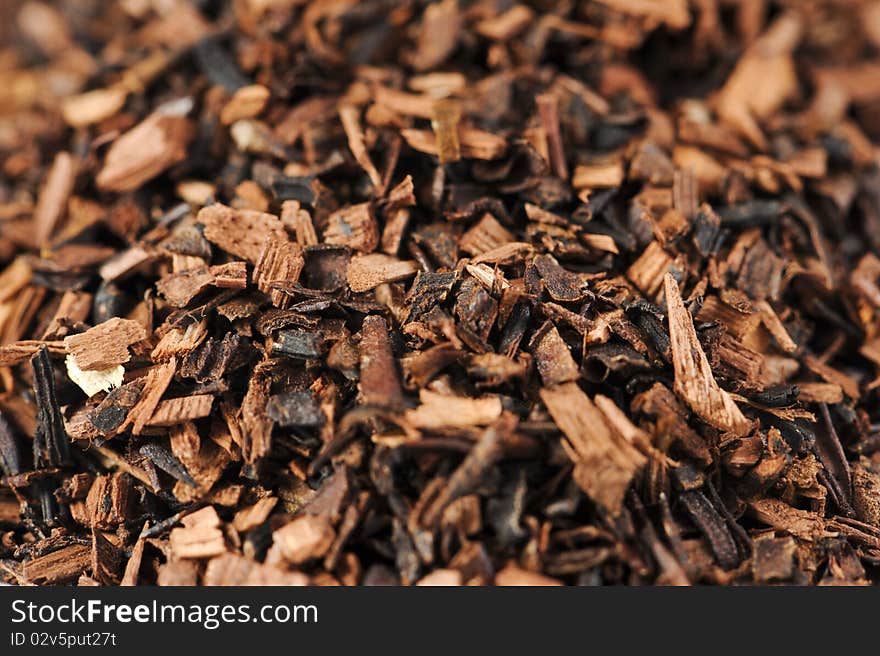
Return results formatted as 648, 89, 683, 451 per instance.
3, 0, 880, 588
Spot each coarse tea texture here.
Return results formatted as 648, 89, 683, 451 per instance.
2, 0, 880, 586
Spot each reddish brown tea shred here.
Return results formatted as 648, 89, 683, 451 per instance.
4, 0, 880, 587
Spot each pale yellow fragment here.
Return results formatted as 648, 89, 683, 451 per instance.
66, 354, 124, 397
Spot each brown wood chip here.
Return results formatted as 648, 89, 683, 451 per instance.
96, 111, 194, 192
147, 394, 214, 427
199, 203, 288, 264
64, 318, 147, 371
540, 382, 646, 514
665, 274, 751, 435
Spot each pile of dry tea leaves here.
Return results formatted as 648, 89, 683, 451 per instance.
3, 0, 880, 586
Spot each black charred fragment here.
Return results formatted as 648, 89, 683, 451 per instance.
139, 444, 197, 488
802, 296, 864, 339
626, 301, 670, 355
272, 328, 325, 360
582, 342, 652, 382
498, 300, 531, 358
92, 282, 131, 325
266, 391, 325, 428
678, 489, 740, 570
31, 347, 71, 468
272, 176, 317, 204
405, 271, 458, 324
486, 467, 528, 548
180, 333, 241, 383
751, 385, 800, 408
815, 403, 853, 508
533, 254, 588, 302
411, 224, 459, 270
0, 412, 22, 477
193, 38, 250, 91
692, 205, 723, 256
760, 414, 815, 454
454, 279, 498, 343
718, 200, 786, 227
89, 380, 145, 436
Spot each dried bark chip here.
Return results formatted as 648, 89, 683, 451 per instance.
273, 328, 325, 360
232, 497, 278, 533
664, 274, 751, 435
96, 111, 194, 192
146, 394, 214, 427
413, 0, 460, 70
359, 315, 404, 408
572, 162, 624, 189
124, 359, 178, 435
495, 564, 563, 586
534, 254, 588, 302
601, 0, 690, 28
34, 151, 76, 247
0, 258, 32, 305
99, 244, 160, 282
476, 4, 535, 40
42, 290, 92, 340
170, 513, 226, 559
157, 560, 199, 586
152, 322, 208, 362
210, 261, 248, 288
627, 241, 676, 298
422, 419, 509, 527
156, 267, 216, 307
241, 361, 276, 466
405, 389, 502, 429
199, 203, 288, 263
22, 544, 91, 585
460, 213, 515, 256
401, 127, 507, 160
803, 355, 860, 401
220, 84, 270, 125
203, 553, 309, 586
86, 473, 134, 530
795, 382, 843, 404
61, 86, 128, 128
64, 318, 147, 371
852, 463, 880, 528
270, 515, 336, 565
381, 208, 411, 256
323, 203, 379, 253
540, 383, 646, 514
253, 238, 305, 307
529, 321, 579, 386
348, 253, 419, 293
431, 99, 462, 164
454, 279, 498, 342
416, 569, 464, 586
715, 12, 802, 148
536, 92, 568, 180
339, 104, 382, 189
